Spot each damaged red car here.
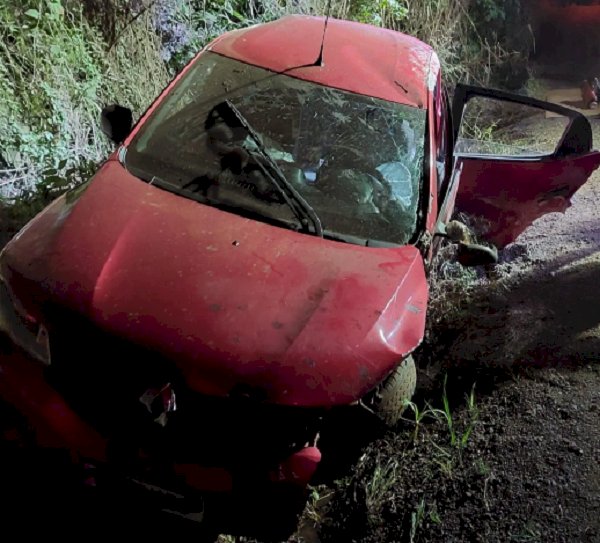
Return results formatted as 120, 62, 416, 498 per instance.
1, 14, 599, 538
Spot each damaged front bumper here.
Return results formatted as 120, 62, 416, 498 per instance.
0, 285, 322, 534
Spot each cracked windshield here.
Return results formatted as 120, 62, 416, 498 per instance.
126, 52, 426, 245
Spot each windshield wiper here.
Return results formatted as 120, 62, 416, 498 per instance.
322, 231, 401, 248
221, 100, 323, 237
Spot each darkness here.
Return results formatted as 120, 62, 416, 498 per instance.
532, 0, 600, 80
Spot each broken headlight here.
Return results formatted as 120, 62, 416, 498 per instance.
0, 279, 50, 365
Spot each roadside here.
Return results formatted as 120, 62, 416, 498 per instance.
1, 89, 599, 543
296, 113, 600, 543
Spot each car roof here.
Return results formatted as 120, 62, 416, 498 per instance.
208, 15, 437, 109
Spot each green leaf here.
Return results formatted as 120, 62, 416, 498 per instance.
24, 8, 40, 19
47, 1, 65, 21
44, 175, 68, 187
48, 1, 64, 16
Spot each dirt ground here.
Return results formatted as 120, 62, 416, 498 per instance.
1, 100, 599, 543
290, 115, 600, 543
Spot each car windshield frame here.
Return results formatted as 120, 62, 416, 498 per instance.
123, 51, 428, 247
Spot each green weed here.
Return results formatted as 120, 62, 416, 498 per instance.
427, 376, 478, 450
475, 457, 491, 477
364, 455, 400, 519
511, 522, 542, 542
305, 484, 335, 526
401, 399, 440, 440
428, 502, 442, 525
410, 497, 426, 543
0, 0, 167, 203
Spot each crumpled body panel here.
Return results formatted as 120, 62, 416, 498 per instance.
454, 152, 600, 248
209, 15, 435, 109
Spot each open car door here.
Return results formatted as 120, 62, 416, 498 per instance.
449, 84, 600, 249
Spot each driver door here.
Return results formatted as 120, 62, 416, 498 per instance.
445, 84, 600, 249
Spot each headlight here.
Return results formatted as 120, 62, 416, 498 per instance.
0, 279, 51, 365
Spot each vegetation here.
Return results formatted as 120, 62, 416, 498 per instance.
0, 3, 546, 541
0, 0, 529, 215
301, 379, 483, 543
0, 0, 168, 207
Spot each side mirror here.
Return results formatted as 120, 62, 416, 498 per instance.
456, 242, 498, 267
100, 104, 133, 144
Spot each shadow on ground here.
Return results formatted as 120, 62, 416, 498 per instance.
418, 243, 600, 402
317, 245, 600, 543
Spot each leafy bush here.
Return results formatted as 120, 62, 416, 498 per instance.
344, 0, 527, 87
1, 1, 104, 194
350, 0, 408, 28
0, 0, 529, 214
0, 0, 168, 202
155, 0, 345, 73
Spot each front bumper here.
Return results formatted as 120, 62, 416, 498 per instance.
88, 446, 320, 536
0, 287, 322, 535
0, 269, 323, 538
0, 332, 321, 535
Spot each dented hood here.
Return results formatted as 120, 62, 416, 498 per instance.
1, 160, 428, 406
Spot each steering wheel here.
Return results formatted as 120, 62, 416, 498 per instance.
315, 149, 394, 212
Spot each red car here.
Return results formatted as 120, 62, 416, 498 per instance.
1, 15, 599, 538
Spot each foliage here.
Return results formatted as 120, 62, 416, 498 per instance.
0, 0, 168, 204
351, 0, 408, 27
0, 1, 106, 187
154, 0, 339, 73
346, 0, 528, 87
473, 0, 506, 23
1, 0, 530, 215
470, 0, 531, 89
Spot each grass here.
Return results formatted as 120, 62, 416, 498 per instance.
313, 378, 482, 540
439, 379, 478, 449
0, 0, 168, 206
410, 497, 426, 543
364, 453, 401, 520
400, 374, 479, 449
304, 484, 335, 526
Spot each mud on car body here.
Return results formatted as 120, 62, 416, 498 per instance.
1, 15, 599, 538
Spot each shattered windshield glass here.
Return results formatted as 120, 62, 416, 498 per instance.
125, 52, 426, 245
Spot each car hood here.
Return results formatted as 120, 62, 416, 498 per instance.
0, 159, 428, 406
